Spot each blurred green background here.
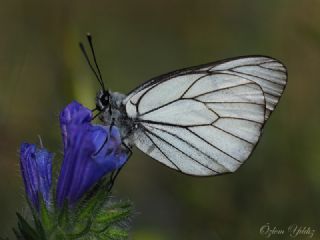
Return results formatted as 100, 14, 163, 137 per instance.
0, 0, 319, 239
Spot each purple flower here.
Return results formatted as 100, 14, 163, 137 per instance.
56, 101, 128, 207
20, 143, 53, 210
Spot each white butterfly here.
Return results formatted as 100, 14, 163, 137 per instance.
81, 35, 287, 176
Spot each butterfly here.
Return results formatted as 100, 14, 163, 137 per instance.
80, 34, 287, 177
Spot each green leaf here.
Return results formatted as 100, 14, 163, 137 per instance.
95, 207, 132, 225
58, 200, 69, 228
66, 222, 91, 239
91, 202, 133, 235
39, 196, 53, 233
107, 201, 133, 210
76, 180, 110, 221
16, 213, 39, 240
34, 217, 47, 240
49, 229, 68, 240
24, 196, 46, 238
24, 196, 47, 239
101, 227, 128, 240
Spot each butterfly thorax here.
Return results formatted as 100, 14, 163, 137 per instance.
98, 90, 135, 146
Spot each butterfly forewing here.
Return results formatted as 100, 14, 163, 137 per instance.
123, 56, 287, 176
206, 56, 287, 119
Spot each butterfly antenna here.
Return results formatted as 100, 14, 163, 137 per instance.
86, 33, 105, 91
79, 37, 106, 92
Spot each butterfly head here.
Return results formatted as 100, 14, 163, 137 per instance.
96, 89, 110, 112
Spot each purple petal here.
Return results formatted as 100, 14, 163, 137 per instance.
20, 143, 53, 210
56, 101, 128, 207
60, 101, 92, 149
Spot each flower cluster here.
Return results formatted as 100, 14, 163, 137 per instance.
15, 101, 132, 239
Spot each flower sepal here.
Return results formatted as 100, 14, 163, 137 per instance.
38, 195, 54, 234
74, 177, 111, 222
54, 177, 133, 239
14, 175, 133, 239
13, 193, 54, 240
13, 212, 45, 240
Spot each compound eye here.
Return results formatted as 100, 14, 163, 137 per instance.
100, 93, 109, 106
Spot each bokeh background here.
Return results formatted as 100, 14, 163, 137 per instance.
0, 0, 319, 239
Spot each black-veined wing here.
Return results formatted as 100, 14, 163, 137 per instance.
123, 56, 287, 176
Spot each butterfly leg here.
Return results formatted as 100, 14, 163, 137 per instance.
107, 167, 123, 192
92, 108, 105, 120
107, 142, 132, 192
93, 118, 114, 157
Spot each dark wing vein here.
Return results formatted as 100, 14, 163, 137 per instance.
180, 74, 209, 98
139, 98, 179, 117
143, 131, 182, 172
142, 126, 219, 173
148, 124, 225, 172
206, 61, 273, 71
189, 82, 257, 99
221, 116, 262, 124
213, 71, 281, 98
211, 125, 255, 145
229, 68, 285, 86
258, 65, 286, 73
203, 101, 265, 106
138, 119, 211, 127
186, 127, 242, 163
138, 74, 209, 117
135, 80, 164, 115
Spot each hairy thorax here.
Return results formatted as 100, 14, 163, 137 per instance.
99, 91, 135, 146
